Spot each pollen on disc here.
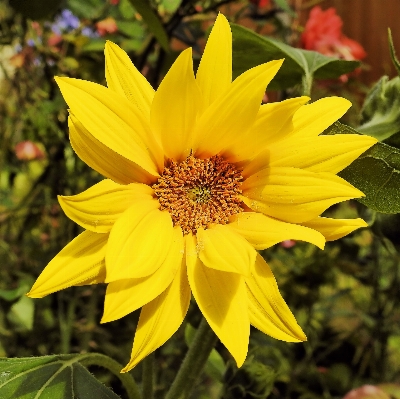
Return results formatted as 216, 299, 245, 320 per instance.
152, 155, 244, 235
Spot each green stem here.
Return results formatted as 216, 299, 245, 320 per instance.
142, 352, 154, 399
301, 73, 313, 97
78, 353, 142, 399
58, 291, 78, 354
165, 318, 218, 399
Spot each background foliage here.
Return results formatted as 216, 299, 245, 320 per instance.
1, 0, 400, 398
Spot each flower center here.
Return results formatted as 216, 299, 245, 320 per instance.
152, 155, 244, 235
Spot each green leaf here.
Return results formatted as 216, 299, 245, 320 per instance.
120, 38, 144, 52
66, 0, 104, 19
388, 28, 400, 76
0, 282, 30, 302
0, 355, 121, 399
80, 38, 107, 53
231, 24, 359, 90
160, 0, 181, 14
116, 20, 145, 38
119, 0, 135, 19
7, 296, 34, 331
358, 76, 400, 141
128, 0, 169, 51
325, 122, 400, 214
273, 0, 295, 16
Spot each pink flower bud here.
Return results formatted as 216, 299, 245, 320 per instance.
280, 240, 296, 248
15, 141, 45, 161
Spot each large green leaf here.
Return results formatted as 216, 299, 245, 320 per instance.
128, 0, 169, 51
358, 76, 400, 141
231, 24, 359, 90
325, 122, 400, 214
0, 355, 121, 399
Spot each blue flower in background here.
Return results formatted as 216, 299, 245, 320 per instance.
51, 9, 80, 35
81, 27, 99, 38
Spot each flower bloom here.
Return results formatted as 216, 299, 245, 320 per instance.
301, 6, 366, 61
51, 9, 80, 35
28, 14, 376, 372
15, 141, 45, 161
96, 17, 118, 36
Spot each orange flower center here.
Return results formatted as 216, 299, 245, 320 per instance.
152, 155, 244, 235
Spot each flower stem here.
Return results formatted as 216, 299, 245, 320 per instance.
78, 353, 142, 399
142, 352, 154, 399
301, 73, 313, 97
165, 318, 218, 399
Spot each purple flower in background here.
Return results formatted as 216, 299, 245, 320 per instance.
61, 9, 80, 29
81, 27, 99, 38
51, 9, 80, 35
26, 38, 42, 47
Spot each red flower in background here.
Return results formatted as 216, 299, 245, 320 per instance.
96, 17, 118, 36
301, 6, 366, 61
47, 33, 63, 48
250, 0, 270, 8
15, 141, 45, 161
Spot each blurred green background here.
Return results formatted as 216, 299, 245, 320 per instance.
1, 1, 400, 398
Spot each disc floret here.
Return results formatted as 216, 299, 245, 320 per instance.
153, 155, 244, 234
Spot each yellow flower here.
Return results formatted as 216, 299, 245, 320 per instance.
27, 14, 377, 372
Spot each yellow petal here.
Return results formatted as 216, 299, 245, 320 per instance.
101, 227, 184, 323
27, 231, 107, 298
150, 48, 201, 161
196, 13, 231, 111
55, 77, 163, 175
105, 41, 154, 116
196, 225, 256, 275
301, 217, 368, 241
242, 167, 364, 223
121, 258, 191, 372
186, 234, 249, 367
106, 202, 174, 281
246, 254, 306, 342
227, 212, 325, 250
266, 134, 378, 174
69, 114, 153, 184
225, 96, 309, 163
289, 97, 351, 139
58, 180, 153, 233
193, 60, 284, 158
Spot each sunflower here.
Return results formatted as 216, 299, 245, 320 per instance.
28, 14, 376, 372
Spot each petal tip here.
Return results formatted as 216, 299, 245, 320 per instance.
215, 12, 230, 29
100, 315, 111, 324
